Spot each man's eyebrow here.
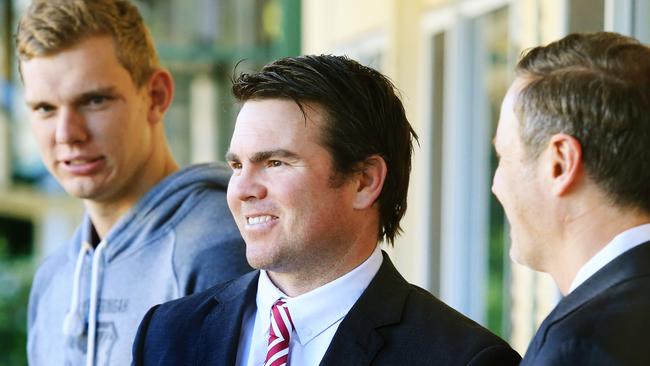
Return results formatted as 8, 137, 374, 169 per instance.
225, 152, 240, 162
25, 99, 49, 109
250, 149, 300, 163
73, 87, 118, 103
25, 86, 118, 108
225, 149, 300, 163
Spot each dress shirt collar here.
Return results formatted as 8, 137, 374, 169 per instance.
256, 245, 383, 346
569, 222, 650, 293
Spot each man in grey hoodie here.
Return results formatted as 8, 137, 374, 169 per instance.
16, 1, 252, 365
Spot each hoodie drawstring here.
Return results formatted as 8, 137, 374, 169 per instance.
60, 239, 107, 366
62, 241, 91, 337
86, 240, 106, 366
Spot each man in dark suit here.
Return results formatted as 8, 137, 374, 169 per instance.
492, 32, 650, 365
132, 55, 520, 365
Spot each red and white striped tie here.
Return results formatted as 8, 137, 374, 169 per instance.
264, 299, 294, 366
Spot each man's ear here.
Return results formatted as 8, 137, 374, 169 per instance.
146, 69, 174, 124
546, 133, 582, 196
353, 155, 387, 210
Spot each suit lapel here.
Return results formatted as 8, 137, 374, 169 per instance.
196, 271, 260, 365
530, 241, 650, 354
320, 252, 410, 366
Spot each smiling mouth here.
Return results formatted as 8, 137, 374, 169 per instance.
246, 215, 278, 225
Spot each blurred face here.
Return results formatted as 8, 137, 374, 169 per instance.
226, 99, 359, 275
492, 79, 549, 269
22, 36, 154, 205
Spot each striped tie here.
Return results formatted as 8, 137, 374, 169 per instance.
264, 299, 294, 366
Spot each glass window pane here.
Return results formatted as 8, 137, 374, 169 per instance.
475, 6, 512, 338
633, 0, 650, 43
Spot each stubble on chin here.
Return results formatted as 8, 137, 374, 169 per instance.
245, 243, 282, 271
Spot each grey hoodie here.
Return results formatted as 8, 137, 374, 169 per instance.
27, 163, 252, 366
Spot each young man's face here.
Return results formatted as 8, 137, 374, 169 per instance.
492, 79, 551, 270
226, 99, 360, 276
22, 36, 154, 204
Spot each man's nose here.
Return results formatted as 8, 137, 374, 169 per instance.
228, 167, 268, 202
55, 108, 88, 144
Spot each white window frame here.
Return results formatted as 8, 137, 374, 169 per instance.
333, 32, 388, 71
420, 0, 513, 325
605, 0, 650, 42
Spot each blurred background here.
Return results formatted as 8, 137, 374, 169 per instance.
0, 0, 649, 364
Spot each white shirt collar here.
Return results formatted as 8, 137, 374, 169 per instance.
569, 223, 650, 293
256, 245, 383, 346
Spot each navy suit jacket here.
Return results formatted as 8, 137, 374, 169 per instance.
133, 252, 520, 365
521, 241, 650, 365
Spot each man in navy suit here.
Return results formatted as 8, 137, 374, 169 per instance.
132, 55, 520, 365
492, 32, 650, 365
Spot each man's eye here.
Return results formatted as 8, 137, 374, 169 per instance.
32, 104, 55, 116
229, 162, 242, 170
88, 96, 108, 105
82, 95, 113, 108
268, 160, 283, 167
35, 105, 54, 113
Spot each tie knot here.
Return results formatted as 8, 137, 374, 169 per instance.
273, 299, 287, 308
271, 299, 294, 333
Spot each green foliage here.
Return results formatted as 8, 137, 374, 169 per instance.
0, 238, 32, 366
487, 219, 506, 338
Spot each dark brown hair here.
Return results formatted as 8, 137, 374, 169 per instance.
232, 55, 419, 245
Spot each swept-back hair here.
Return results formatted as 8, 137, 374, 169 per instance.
516, 32, 650, 213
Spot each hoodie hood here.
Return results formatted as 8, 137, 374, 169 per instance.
29, 162, 251, 366
66, 163, 233, 263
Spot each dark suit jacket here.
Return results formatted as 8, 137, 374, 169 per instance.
133, 252, 520, 365
521, 241, 650, 365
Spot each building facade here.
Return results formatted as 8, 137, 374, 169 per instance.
302, 0, 650, 352
0, 0, 649, 362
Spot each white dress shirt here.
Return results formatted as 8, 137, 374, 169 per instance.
235, 245, 383, 366
568, 223, 650, 293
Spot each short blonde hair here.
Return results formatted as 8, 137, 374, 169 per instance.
16, 0, 159, 87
